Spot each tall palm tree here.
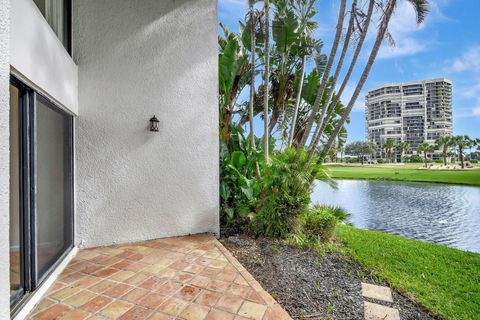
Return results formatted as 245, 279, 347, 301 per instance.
247, 0, 261, 176
247, 0, 258, 150
308, 0, 357, 155
287, 0, 319, 148
396, 141, 411, 163
417, 142, 435, 168
453, 135, 472, 169
436, 135, 453, 165
263, 0, 270, 163
316, 0, 375, 141
288, 54, 306, 148
383, 138, 396, 163
319, 0, 429, 162
299, 0, 347, 148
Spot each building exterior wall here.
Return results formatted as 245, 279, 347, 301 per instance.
10, 0, 78, 114
366, 78, 452, 160
74, 0, 219, 248
0, 0, 10, 317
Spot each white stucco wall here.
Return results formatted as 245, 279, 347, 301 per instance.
0, 0, 10, 317
74, 0, 219, 248
10, 0, 78, 114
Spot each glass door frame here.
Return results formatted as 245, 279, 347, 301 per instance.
10, 75, 74, 315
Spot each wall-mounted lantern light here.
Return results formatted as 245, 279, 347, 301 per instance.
149, 115, 159, 132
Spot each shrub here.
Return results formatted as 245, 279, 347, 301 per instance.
325, 205, 349, 223
220, 126, 262, 225
404, 155, 423, 163
377, 158, 385, 164
252, 148, 320, 238
299, 206, 337, 243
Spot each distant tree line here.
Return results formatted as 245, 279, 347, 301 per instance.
341, 135, 480, 168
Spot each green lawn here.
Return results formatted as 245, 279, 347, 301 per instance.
324, 165, 480, 186
336, 225, 480, 320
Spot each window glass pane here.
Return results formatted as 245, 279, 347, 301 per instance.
36, 97, 72, 279
33, 0, 68, 51
9, 85, 23, 301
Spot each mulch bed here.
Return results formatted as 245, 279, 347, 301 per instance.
222, 234, 439, 320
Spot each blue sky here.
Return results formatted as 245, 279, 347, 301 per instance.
219, 0, 480, 143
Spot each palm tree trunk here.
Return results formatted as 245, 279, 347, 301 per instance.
263, 0, 270, 163
321, 0, 375, 128
424, 151, 427, 168
443, 146, 447, 165
460, 147, 464, 168
248, 1, 260, 177
308, 0, 357, 153
298, 0, 347, 148
288, 55, 306, 148
248, 2, 256, 150
318, 0, 397, 162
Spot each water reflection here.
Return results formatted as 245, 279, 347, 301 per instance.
312, 180, 480, 253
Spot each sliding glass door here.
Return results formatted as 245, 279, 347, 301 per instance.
36, 95, 74, 282
9, 77, 74, 312
9, 84, 25, 306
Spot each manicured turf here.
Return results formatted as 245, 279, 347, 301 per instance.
324, 165, 480, 186
336, 225, 480, 320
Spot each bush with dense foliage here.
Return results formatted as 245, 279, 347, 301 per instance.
299, 206, 337, 242
220, 126, 263, 225
252, 148, 321, 238
403, 155, 423, 163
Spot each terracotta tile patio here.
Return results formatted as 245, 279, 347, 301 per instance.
28, 234, 291, 320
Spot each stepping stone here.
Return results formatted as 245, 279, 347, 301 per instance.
361, 283, 393, 303
364, 302, 400, 320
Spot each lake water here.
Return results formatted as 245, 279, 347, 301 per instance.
312, 180, 480, 253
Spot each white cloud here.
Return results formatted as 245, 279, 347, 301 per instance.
444, 46, 480, 73
378, 37, 428, 59
473, 106, 480, 116
460, 82, 480, 98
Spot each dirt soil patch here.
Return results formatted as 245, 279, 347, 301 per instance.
222, 235, 439, 320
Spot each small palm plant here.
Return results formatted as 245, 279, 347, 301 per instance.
436, 135, 454, 166
383, 138, 396, 163
453, 135, 473, 169
396, 141, 411, 163
417, 142, 435, 168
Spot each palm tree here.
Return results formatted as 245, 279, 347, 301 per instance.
453, 135, 472, 169
383, 138, 396, 163
308, 0, 357, 154
263, 0, 270, 163
319, 0, 429, 162
435, 135, 453, 166
396, 141, 411, 163
247, 0, 258, 150
417, 142, 435, 168
288, 55, 306, 146
299, 0, 347, 148
288, 0, 319, 148
313, 0, 375, 146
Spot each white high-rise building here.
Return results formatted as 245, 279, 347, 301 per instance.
365, 78, 452, 161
